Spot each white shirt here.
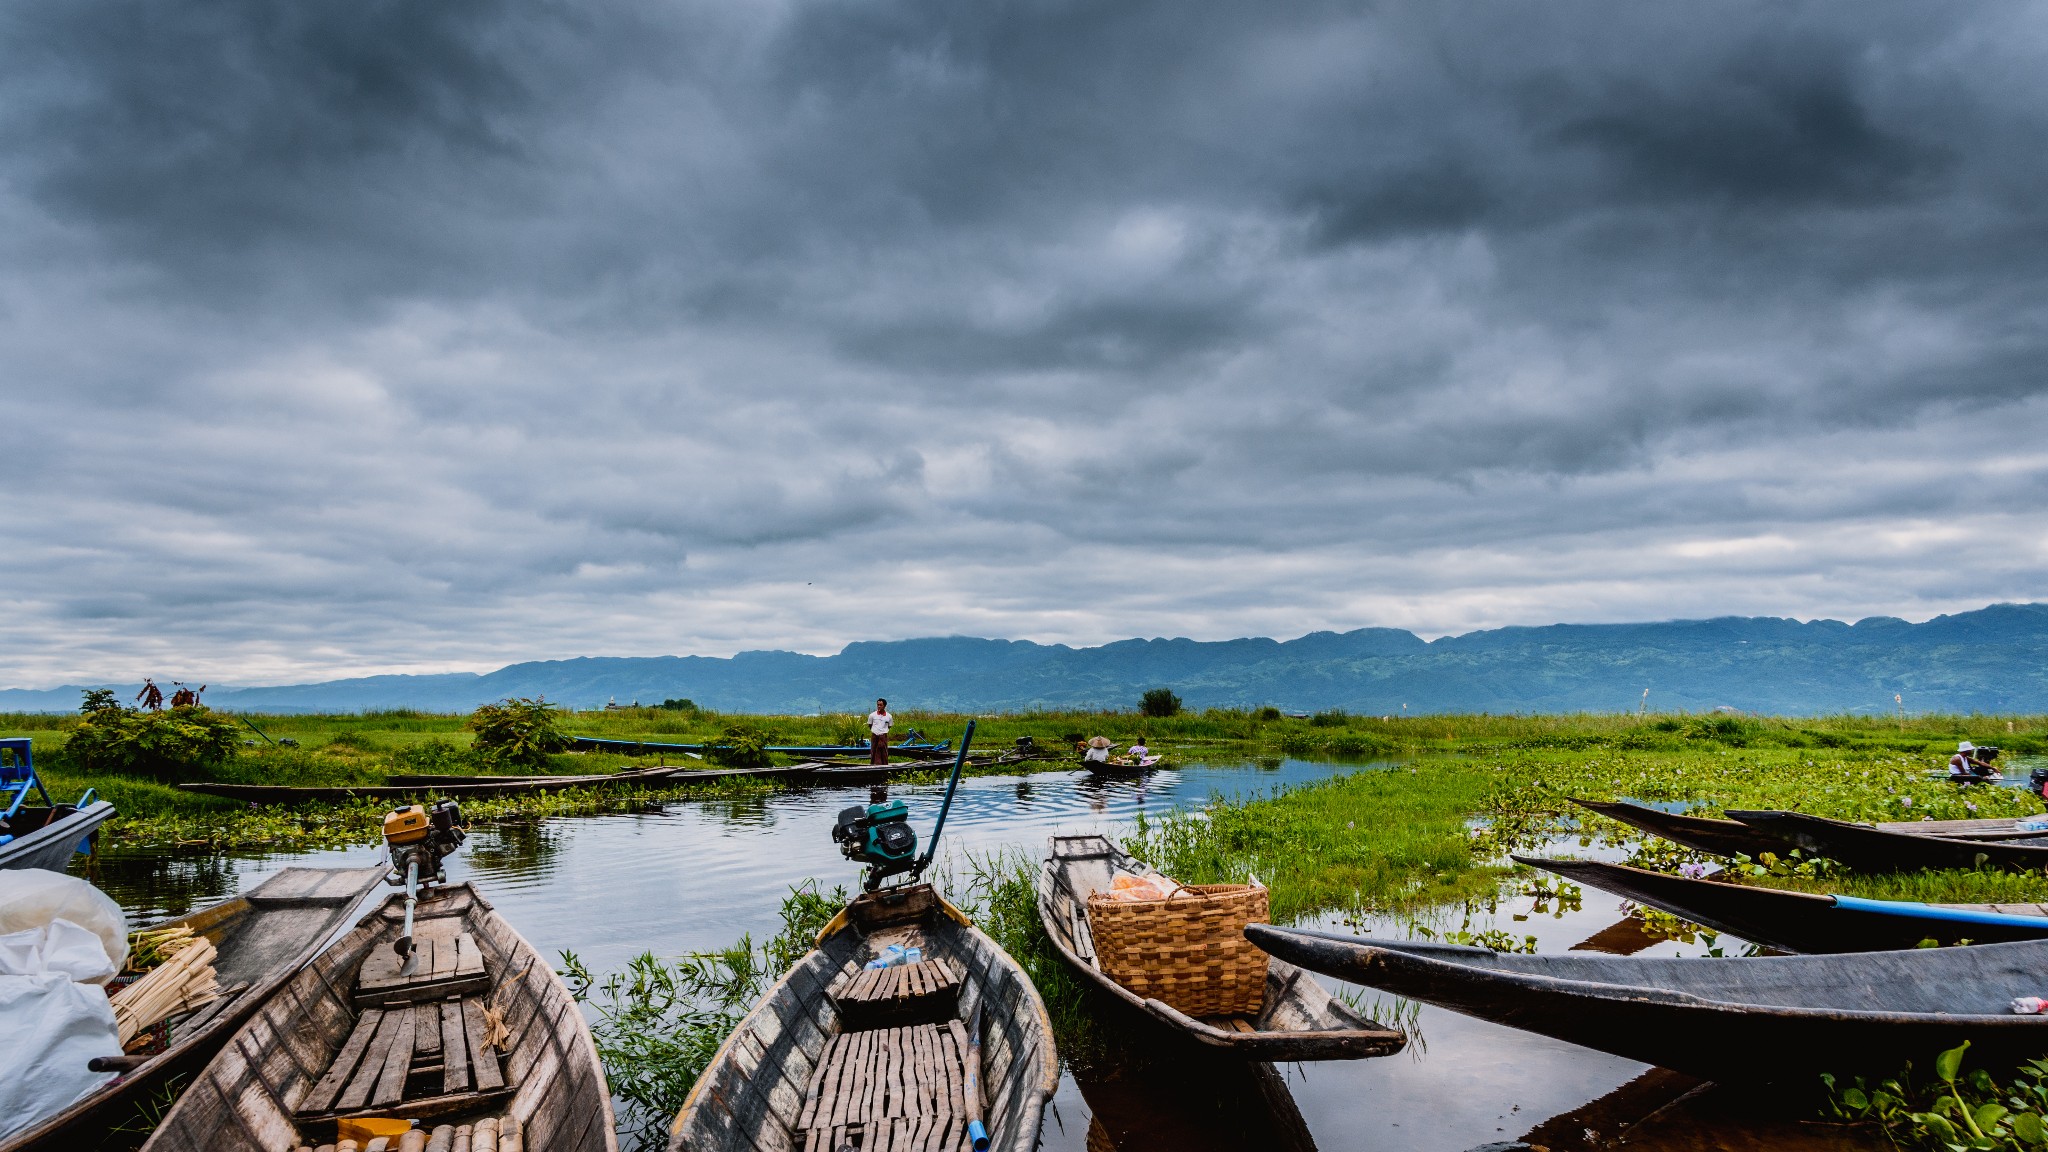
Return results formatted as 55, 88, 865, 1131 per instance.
868, 711, 892, 736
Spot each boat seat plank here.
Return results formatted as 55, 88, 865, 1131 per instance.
300, 1008, 384, 1115
370, 1007, 417, 1106
463, 996, 507, 1091
831, 960, 961, 1031
354, 929, 491, 1007
335, 1010, 406, 1112
440, 999, 471, 1092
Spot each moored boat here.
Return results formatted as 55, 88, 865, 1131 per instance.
668, 883, 1059, 1152
1038, 835, 1404, 1060
175, 762, 817, 806
1519, 855, 2048, 953
0, 738, 115, 872
1569, 798, 1788, 860
2, 867, 386, 1152
138, 882, 616, 1152
1246, 922, 2048, 1082
1727, 809, 2048, 873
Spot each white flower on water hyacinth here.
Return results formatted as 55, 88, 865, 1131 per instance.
1900, 796, 1913, 807
1679, 862, 1708, 880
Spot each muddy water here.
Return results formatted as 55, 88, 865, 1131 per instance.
72, 760, 1880, 1152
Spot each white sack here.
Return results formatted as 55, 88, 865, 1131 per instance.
0, 972, 120, 1143
0, 919, 120, 984
0, 869, 126, 977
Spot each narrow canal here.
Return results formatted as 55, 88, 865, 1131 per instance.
73, 759, 1876, 1152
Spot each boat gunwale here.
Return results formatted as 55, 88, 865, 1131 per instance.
1038, 834, 1405, 1059
1248, 923, 2048, 1027
668, 883, 1058, 1152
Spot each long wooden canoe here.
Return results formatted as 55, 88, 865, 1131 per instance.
383, 764, 821, 788
1, 867, 385, 1152
139, 882, 615, 1152
1569, 798, 1790, 860
177, 764, 722, 805
1037, 835, 1405, 1060
1246, 923, 2048, 1082
0, 799, 116, 872
1519, 856, 2048, 953
1727, 809, 2048, 873
570, 737, 951, 757
669, 883, 1058, 1152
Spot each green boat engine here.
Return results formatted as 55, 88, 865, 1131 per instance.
830, 719, 978, 892
833, 787, 919, 890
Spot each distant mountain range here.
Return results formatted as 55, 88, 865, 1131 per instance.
8, 603, 2048, 716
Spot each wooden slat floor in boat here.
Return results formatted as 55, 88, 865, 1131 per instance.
830, 960, 962, 1029
354, 920, 489, 1007
295, 995, 507, 1119
796, 1022, 975, 1151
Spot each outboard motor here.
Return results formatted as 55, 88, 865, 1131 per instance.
829, 720, 977, 892
383, 799, 467, 960
833, 787, 920, 891
2029, 765, 2048, 800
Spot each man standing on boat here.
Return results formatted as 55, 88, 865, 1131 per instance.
867, 698, 892, 766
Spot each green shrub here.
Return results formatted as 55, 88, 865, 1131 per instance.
466, 698, 572, 769
705, 724, 771, 769
62, 698, 240, 783
1140, 688, 1182, 718
1255, 706, 1282, 722
1310, 709, 1349, 728
659, 698, 698, 712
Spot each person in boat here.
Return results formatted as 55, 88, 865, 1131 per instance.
1081, 736, 1115, 764
867, 698, 892, 766
1952, 741, 2000, 778
1126, 737, 1149, 763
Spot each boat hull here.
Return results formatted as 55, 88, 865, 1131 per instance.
1, 867, 385, 1152
1520, 856, 2048, 953
1249, 924, 2048, 1082
1729, 810, 2048, 873
139, 883, 616, 1152
669, 884, 1057, 1152
0, 801, 114, 872
1038, 834, 1404, 1060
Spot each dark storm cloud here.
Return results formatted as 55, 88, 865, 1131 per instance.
4, 0, 2048, 683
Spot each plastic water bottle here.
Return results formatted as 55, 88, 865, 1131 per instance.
2011, 996, 2047, 1015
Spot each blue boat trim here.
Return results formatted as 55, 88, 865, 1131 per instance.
568, 735, 951, 756
1830, 893, 2048, 928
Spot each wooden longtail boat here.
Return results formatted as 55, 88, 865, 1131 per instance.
383, 764, 821, 788
1570, 798, 1789, 860
1519, 856, 2048, 953
1727, 809, 2048, 873
139, 883, 615, 1152
669, 883, 1058, 1152
570, 736, 952, 757
1246, 923, 2048, 1082
1, 867, 385, 1152
175, 762, 816, 806
1577, 798, 2048, 862
1037, 835, 1405, 1060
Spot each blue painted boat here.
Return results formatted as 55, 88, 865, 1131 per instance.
570, 732, 951, 757
0, 738, 114, 872
1522, 856, 2048, 953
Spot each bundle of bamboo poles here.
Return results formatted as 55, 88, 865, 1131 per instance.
111, 928, 220, 1047
295, 1113, 524, 1152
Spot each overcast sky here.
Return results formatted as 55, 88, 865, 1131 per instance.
4, 1, 2046, 686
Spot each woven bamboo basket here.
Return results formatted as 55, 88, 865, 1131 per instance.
1085, 883, 1270, 1017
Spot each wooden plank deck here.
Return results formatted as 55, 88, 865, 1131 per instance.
354, 920, 491, 1008
294, 993, 505, 1120
830, 960, 962, 1031
795, 1023, 972, 1150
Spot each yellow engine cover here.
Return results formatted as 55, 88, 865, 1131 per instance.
383, 804, 430, 844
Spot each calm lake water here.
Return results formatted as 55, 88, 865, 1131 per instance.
71, 758, 1876, 1152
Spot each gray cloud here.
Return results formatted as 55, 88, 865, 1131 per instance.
4, 0, 2048, 685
